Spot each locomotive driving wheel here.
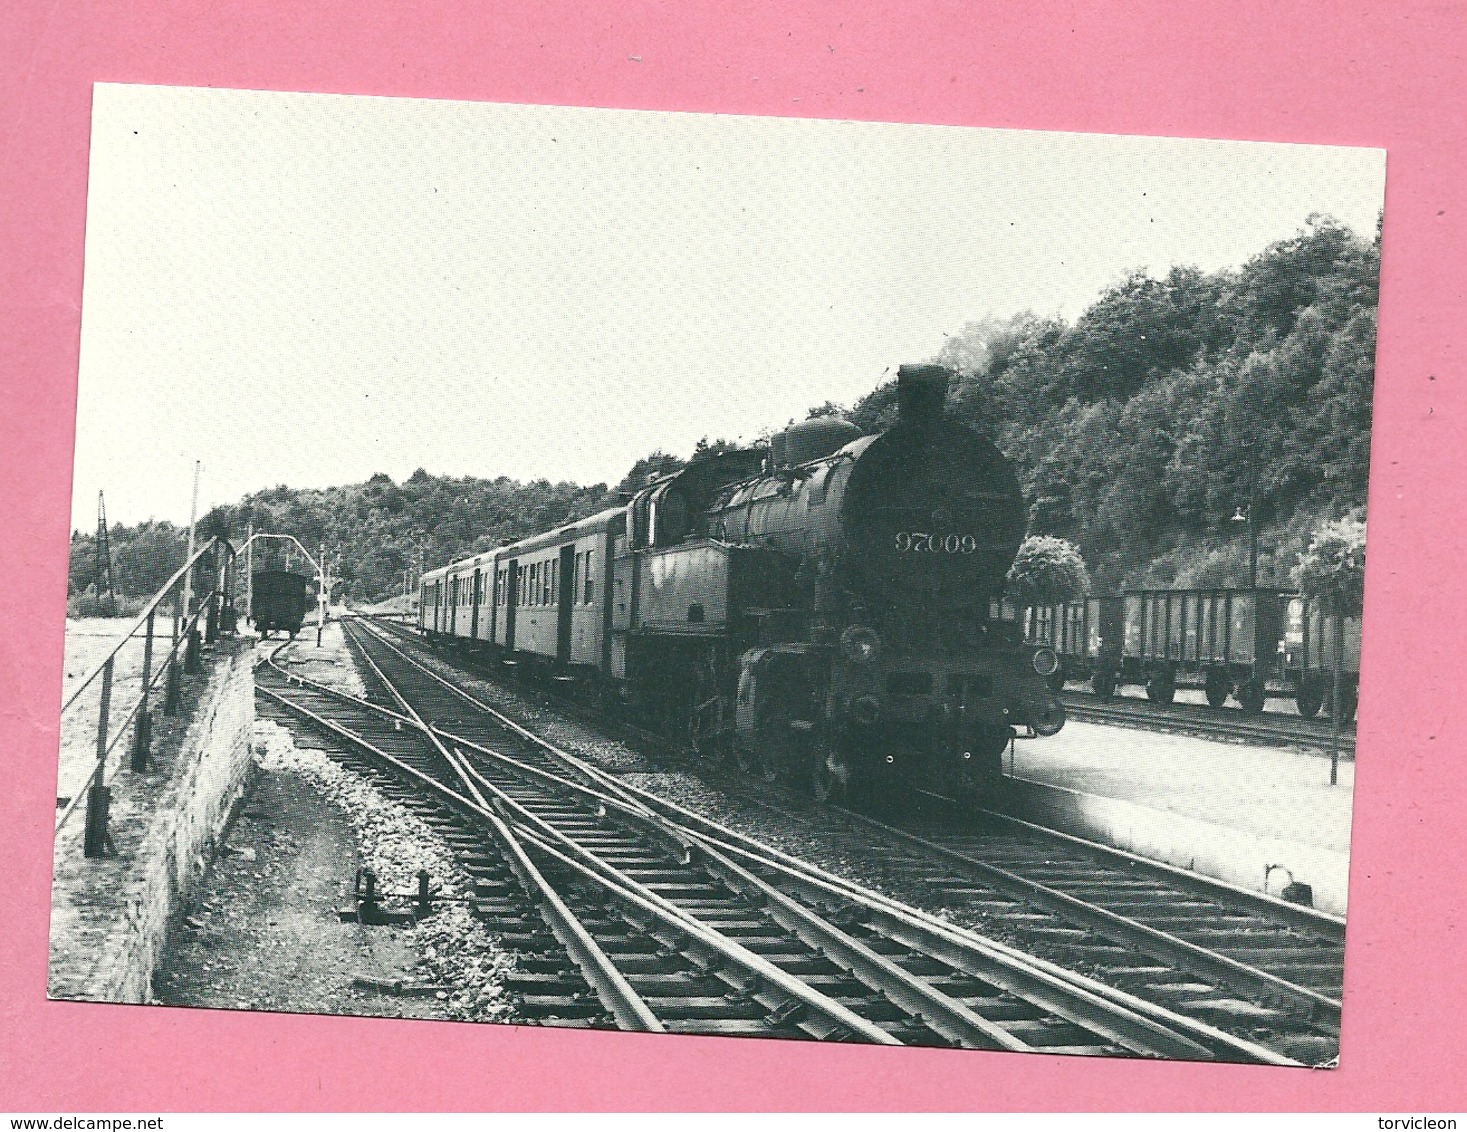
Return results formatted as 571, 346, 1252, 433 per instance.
734, 740, 781, 783
811, 748, 851, 805
684, 658, 725, 758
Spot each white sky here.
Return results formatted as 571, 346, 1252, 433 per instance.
71, 84, 1386, 530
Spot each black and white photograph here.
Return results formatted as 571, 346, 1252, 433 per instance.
50, 83, 1385, 1066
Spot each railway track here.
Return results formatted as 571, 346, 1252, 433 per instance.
357, 615, 1345, 1064
252, 620, 1302, 1061
1059, 690, 1356, 754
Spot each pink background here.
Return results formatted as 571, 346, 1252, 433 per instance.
3, 0, 1463, 1112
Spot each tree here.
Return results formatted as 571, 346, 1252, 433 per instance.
616, 450, 685, 495
690, 436, 738, 461
1293, 513, 1365, 758
1293, 515, 1365, 619
1005, 536, 1092, 609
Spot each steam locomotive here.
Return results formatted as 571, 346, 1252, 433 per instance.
419, 365, 1065, 803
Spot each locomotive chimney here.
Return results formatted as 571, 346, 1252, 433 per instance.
897, 364, 950, 430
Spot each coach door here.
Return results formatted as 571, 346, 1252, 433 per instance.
556, 545, 575, 666
505, 559, 518, 650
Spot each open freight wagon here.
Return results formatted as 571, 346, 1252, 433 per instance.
1029, 588, 1360, 719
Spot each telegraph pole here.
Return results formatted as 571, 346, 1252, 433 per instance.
94, 491, 115, 600
1247, 442, 1259, 589
245, 521, 254, 619
316, 541, 327, 647
1231, 440, 1260, 589
181, 462, 200, 622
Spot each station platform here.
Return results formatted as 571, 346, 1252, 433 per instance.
1003, 720, 1355, 916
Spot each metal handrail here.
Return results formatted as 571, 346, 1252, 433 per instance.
55, 584, 220, 836
61, 537, 227, 715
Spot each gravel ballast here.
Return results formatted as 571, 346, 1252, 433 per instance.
252, 718, 517, 1023
393, 633, 1025, 944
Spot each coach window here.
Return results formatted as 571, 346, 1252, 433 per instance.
584, 551, 594, 604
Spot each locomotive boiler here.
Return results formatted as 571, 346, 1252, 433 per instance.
420, 364, 1065, 805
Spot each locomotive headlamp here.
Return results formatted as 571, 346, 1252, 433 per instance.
852, 695, 882, 725
840, 625, 882, 665
1032, 647, 1060, 677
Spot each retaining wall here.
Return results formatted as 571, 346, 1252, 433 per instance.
48, 638, 256, 1003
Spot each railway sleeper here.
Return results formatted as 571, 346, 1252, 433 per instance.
1172, 997, 1295, 1025
472, 899, 525, 917
510, 953, 583, 974
1206, 944, 1342, 965
504, 970, 587, 989
948, 995, 1055, 1024
491, 930, 565, 951
1122, 908, 1263, 926
1001, 1018, 1109, 1048
662, 1018, 804, 1038
516, 994, 611, 1018
621, 972, 732, 995
639, 996, 774, 1020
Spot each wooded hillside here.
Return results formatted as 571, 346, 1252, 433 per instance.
840, 214, 1379, 591
68, 215, 1377, 605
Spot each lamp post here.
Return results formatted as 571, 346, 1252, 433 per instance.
1231, 441, 1259, 590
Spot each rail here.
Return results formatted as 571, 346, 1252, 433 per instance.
337, 617, 1290, 1060
56, 536, 238, 857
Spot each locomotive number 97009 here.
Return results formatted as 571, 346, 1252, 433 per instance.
894, 532, 980, 554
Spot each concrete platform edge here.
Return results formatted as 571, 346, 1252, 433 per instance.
1001, 775, 1350, 916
